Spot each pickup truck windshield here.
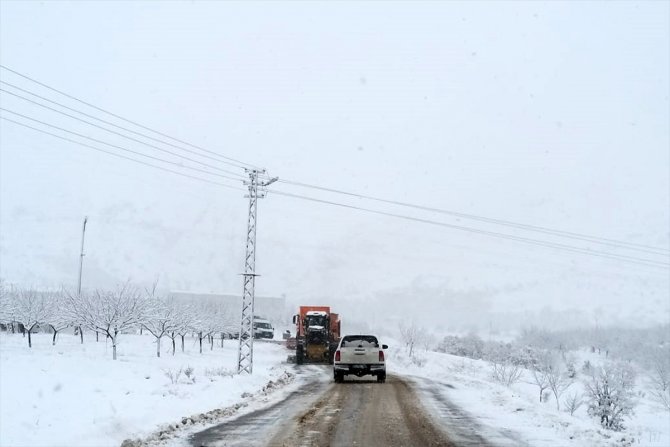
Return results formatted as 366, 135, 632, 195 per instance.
341, 335, 379, 347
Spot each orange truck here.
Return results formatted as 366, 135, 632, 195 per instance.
291, 306, 341, 364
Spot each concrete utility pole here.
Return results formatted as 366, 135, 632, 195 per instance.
76, 216, 88, 344
77, 216, 88, 296
237, 169, 277, 374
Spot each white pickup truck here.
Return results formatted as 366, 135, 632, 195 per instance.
333, 334, 388, 383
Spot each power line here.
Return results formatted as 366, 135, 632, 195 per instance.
2, 67, 665, 267
274, 179, 669, 256
4, 111, 666, 270
0, 116, 244, 189
0, 64, 260, 170
6, 67, 657, 258
267, 189, 670, 269
0, 82, 247, 178
0, 91, 246, 179
0, 107, 243, 182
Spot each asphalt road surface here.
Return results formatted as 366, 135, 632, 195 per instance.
189, 367, 500, 447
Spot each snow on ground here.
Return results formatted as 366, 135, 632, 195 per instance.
3, 330, 668, 447
387, 345, 670, 447
0, 332, 293, 447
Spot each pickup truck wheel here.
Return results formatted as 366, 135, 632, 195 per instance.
334, 372, 344, 383
377, 373, 386, 383
296, 346, 304, 365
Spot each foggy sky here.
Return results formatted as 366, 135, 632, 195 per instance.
1, 1, 668, 330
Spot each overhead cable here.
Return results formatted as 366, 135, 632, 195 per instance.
0, 107, 244, 182
1, 116, 245, 191
0, 64, 260, 170
275, 179, 669, 256
0, 83, 246, 178
267, 189, 670, 269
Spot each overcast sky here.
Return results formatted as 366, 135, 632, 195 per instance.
1, 1, 668, 330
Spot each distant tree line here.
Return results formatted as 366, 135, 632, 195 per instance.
433, 326, 669, 431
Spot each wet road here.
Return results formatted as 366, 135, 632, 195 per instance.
269, 375, 455, 447
189, 368, 479, 447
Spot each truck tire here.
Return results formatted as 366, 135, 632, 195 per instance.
334, 371, 344, 383
296, 345, 304, 365
377, 373, 386, 383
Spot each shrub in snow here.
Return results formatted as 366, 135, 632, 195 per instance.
563, 353, 577, 379
647, 346, 670, 411
204, 367, 235, 378
437, 333, 486, 360
410, 354, 427, 367
563, 391, 584, 416
164, 367, 183, 385
585, 361, 637, 431
437, 333, 540, 369
516, 325, 575, 352
491, 358, 523, 387
184, 365, 196, 384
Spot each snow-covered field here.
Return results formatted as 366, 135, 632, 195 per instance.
2, 331, 669, 447
0, 332, 294, 447
388, 346, 670, 447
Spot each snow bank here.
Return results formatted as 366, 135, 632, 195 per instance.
387, 346, 670, 447
0, 332, 292, 447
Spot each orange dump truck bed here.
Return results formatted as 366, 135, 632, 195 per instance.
330, 313, 341, 339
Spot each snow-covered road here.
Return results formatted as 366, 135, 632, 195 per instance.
186, 369, 487, 447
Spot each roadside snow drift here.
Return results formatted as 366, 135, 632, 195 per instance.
0, 332, 291, 447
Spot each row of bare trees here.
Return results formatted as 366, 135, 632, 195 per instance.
0, 282, 239, 360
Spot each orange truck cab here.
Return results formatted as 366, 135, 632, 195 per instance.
292, 306, 341, 364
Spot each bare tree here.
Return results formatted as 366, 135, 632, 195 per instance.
648, 347, 670, 411
399, 322, 425, 358
191, 305, 210, 354
166, 304, 193, 355
585, 361, 636, 431
530, 358, 551, 403
142, 294, 178, 358
176, 306, 196, 353
0, 281, 16, 332
546, 354, 572, 410
12, 288, 50, 348
45, 291, 71, 345
205, 306, 227, 351
65, 284, 147, 360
